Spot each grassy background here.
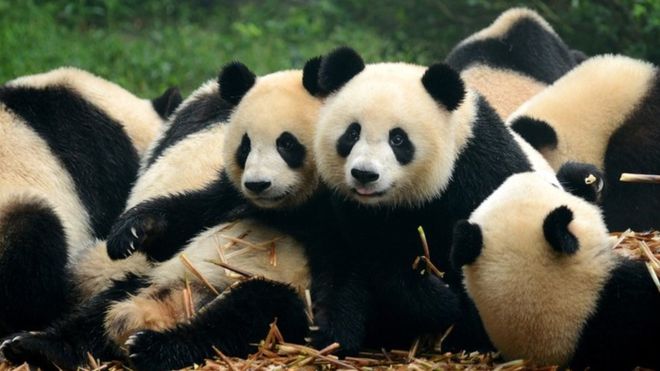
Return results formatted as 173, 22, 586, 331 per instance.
2, 0, 659, 98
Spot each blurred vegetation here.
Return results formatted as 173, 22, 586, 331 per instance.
1, 0, 658, 97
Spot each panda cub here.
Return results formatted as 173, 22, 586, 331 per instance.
307, 46, 563, 353
508, 55, 660, 231
1, 60, 324, 370
0, 67, 180, 335
446, 7, 583, 118
451, 171, 660, 370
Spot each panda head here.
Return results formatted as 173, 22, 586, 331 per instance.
450, 172, 616, 366
313, 47, 477, 207
221, 59, 324, 209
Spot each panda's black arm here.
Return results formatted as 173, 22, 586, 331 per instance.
379, 269, 460, 335
106, 174, 250, 262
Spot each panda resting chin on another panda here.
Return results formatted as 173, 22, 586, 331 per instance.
451, 171, 660, 370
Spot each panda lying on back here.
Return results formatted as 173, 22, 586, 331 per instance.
0, 67, 180, 336
451, 171, 660, 370
1, 61, 322, 370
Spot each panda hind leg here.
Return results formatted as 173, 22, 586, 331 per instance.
0, 198, 72, 336
126, 278, 308, 371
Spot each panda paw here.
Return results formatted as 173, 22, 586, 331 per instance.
106, 207, 167, 260
0, 331, 77, 370
557, 161, 605, 204
126, 330, 199, 371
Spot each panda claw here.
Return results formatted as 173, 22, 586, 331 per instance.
129, 353, 139, 359
125, 334, 138, 347
131, 227, 139, 239
129, 241, 136, 251
11, 336, 21, 343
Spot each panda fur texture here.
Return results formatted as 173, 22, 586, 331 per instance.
508, 55, 660, 231
451, 171, 660, 370
1, 61, 323, 370
0, 67, 179, 335
446, 8, 582, 118
304, 46, 566, 354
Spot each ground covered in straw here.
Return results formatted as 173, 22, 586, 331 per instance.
1, 231, 658, 371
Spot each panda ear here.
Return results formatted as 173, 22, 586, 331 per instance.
509, 116, 558, 151
543, 205, 579, 255
218, 62, 257, 106
302, 55, 324, 97
152, 87, 183, 119
318, 46, 365, 94
422, 63, 465, 111
451, 220, 483, 269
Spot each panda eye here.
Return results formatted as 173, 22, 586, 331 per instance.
348, 127, 360, 141
277, 132, 298, 152
390, 134, 404, 146
279, 137, 294, 151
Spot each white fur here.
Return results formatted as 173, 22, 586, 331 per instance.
462, 172, 616, 366
507, 54, 657, 169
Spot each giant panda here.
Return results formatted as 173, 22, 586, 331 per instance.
1, 60, 324, 371
450, 171, 660, 370
0, 67, 180, 336
445, 7, 582, 119
508, 55, 660, 231
301, 46, 565, 355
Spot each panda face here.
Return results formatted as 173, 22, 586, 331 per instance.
452, 172, 616, 366
315, 63, 476, 207
223, 71, 322, 209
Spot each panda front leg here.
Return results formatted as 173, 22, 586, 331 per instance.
106, 176, 246, 262
379, 267, 461, 335
0, 198, 73, 336
125, 278, 308, 371
0, 273, 148, 370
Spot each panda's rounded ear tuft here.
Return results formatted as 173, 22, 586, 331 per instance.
510, 116, 558, 151
302, 55, 324, 97
151, 87, 183, 119
451, 220, 483, 269
543, 205, 579, 255
318, 46, 365, 95
422, 63, 465, 111
218, 61, 256, 106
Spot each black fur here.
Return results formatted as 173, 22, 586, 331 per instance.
557, 162, 604, 204
421, 63, 466, 111
106, 172, 247, 262
0, 201, 72, 336
0, 85, 139, 238
389, 127, 414, 165
450, 220, 483, 269
543, 206, 578, 255
318, 46, 365, 95
125, 278, 308, 370
276, 132, 306, 169
218, 62, 256, 106
336, 122, 360, 158
145, 85, 233, 168
571, 258, 660, 370
302, 56, 324, 96
445, 16, 579, 83
509, 116, 558, 150
235, 133, 251, 169
601, 74, 660, 231
1, 274, 148, 370
151, 86, 183, 120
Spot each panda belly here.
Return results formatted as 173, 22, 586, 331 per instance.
104, 218, 310, 345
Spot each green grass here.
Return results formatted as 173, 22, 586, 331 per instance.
1, 0, 659, 98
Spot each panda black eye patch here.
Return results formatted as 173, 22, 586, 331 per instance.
235, 133, 251, 169
276, 131, 306, 168
336, 122, 361, 158
389, 127, 414, 165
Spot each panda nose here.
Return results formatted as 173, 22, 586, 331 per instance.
244, 181, 271, 194
351, 168, 379, 184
